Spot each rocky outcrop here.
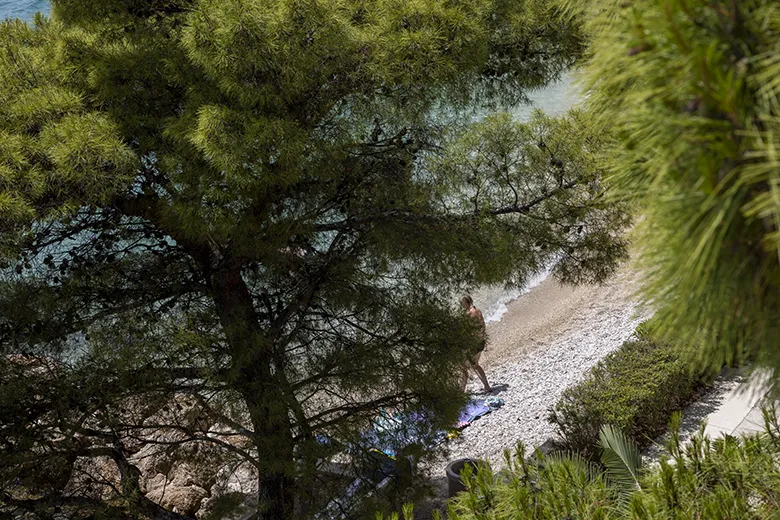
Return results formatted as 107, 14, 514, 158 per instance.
130, 396, 258, 518
144, 472, 210, 518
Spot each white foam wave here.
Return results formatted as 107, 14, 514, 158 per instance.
475, 267, 553, 324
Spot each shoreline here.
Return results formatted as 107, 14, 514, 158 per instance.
466, 266, 646, 457
418, 267, 646, 518
480, 266, 644, 368
481, 275, 596, 366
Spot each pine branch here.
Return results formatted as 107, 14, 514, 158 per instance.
312, 175, 585, 233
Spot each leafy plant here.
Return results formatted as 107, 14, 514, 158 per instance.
548, 322, 713, 455
0, 1, 622, 519
445, 443, 614, 520
629, 409, 780, 519
409, 410, 780, 520
562, 0, 780, 382
598, 424, 642, 503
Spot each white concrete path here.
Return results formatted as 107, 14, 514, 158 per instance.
644, 368, 777, 462
702, 368, 776, 439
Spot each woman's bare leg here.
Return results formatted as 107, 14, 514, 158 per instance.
472, 363, 491, 393
463, 352, 492, 393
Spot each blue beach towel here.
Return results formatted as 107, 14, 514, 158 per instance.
318, 397, 506, 461
456, 397, 504, 428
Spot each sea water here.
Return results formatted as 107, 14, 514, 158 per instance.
0, 0, 48, 20
473, 75, 581, 323
0, 0, 580, 324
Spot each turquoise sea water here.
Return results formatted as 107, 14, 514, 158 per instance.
0, 0, 48, 20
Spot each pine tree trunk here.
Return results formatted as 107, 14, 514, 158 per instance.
209, 265, 297, 519
242, 363, 297, 520
253, 411, 296, 520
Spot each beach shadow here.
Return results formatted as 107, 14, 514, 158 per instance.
469, 383, 509, 397
468, 383, 509, 397
489, 383, 509, 395
643, 368, 744, 460
414, 474, 448, 520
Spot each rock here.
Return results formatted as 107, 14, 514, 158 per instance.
146, 482, 209, 517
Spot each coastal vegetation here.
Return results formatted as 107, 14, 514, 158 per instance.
549, 321, 714, 456
569, 0, 780, 381
0, 0, 777, 517
437, 0, 780, 515
430, 411, 780, 520
0, 1, 629, 519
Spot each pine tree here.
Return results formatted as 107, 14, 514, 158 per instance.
0, 1, 627, 518
565, 0, 780, 382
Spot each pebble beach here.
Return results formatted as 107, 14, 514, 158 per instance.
420, 268, 647, 517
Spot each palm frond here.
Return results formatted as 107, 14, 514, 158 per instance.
544, 450, 603, 483
599, 424, 643, 500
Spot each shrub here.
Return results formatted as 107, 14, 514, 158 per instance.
413, 407, 780, 520
444, 445, 615, 520
547, 324, 712, 456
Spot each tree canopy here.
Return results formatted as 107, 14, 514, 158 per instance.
0, 1, 628, 519
567, 0, 780, 382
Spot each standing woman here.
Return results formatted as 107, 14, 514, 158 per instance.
459, 295, 492, 394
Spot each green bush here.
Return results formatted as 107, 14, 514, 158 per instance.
547, 324, 712, 456
447, 449, 614, 520
630, 412, 780, 519
422, 408, 780, 520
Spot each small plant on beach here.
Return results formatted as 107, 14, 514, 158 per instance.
419, 411, 780, 520
446, 442, 615, 520
628, 410, 780, 520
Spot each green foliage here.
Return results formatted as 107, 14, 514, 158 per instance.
445, 445, 614, 520
598, 424, 642, 504
0, 17, 135, 237
376, 503, 415, 520
630, 410, 780, 519
0, 1, 621, 519
563, 0, 780, 381
548, 324, 712, 455
433, 109, 629, 285
435, 411, 780, 520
